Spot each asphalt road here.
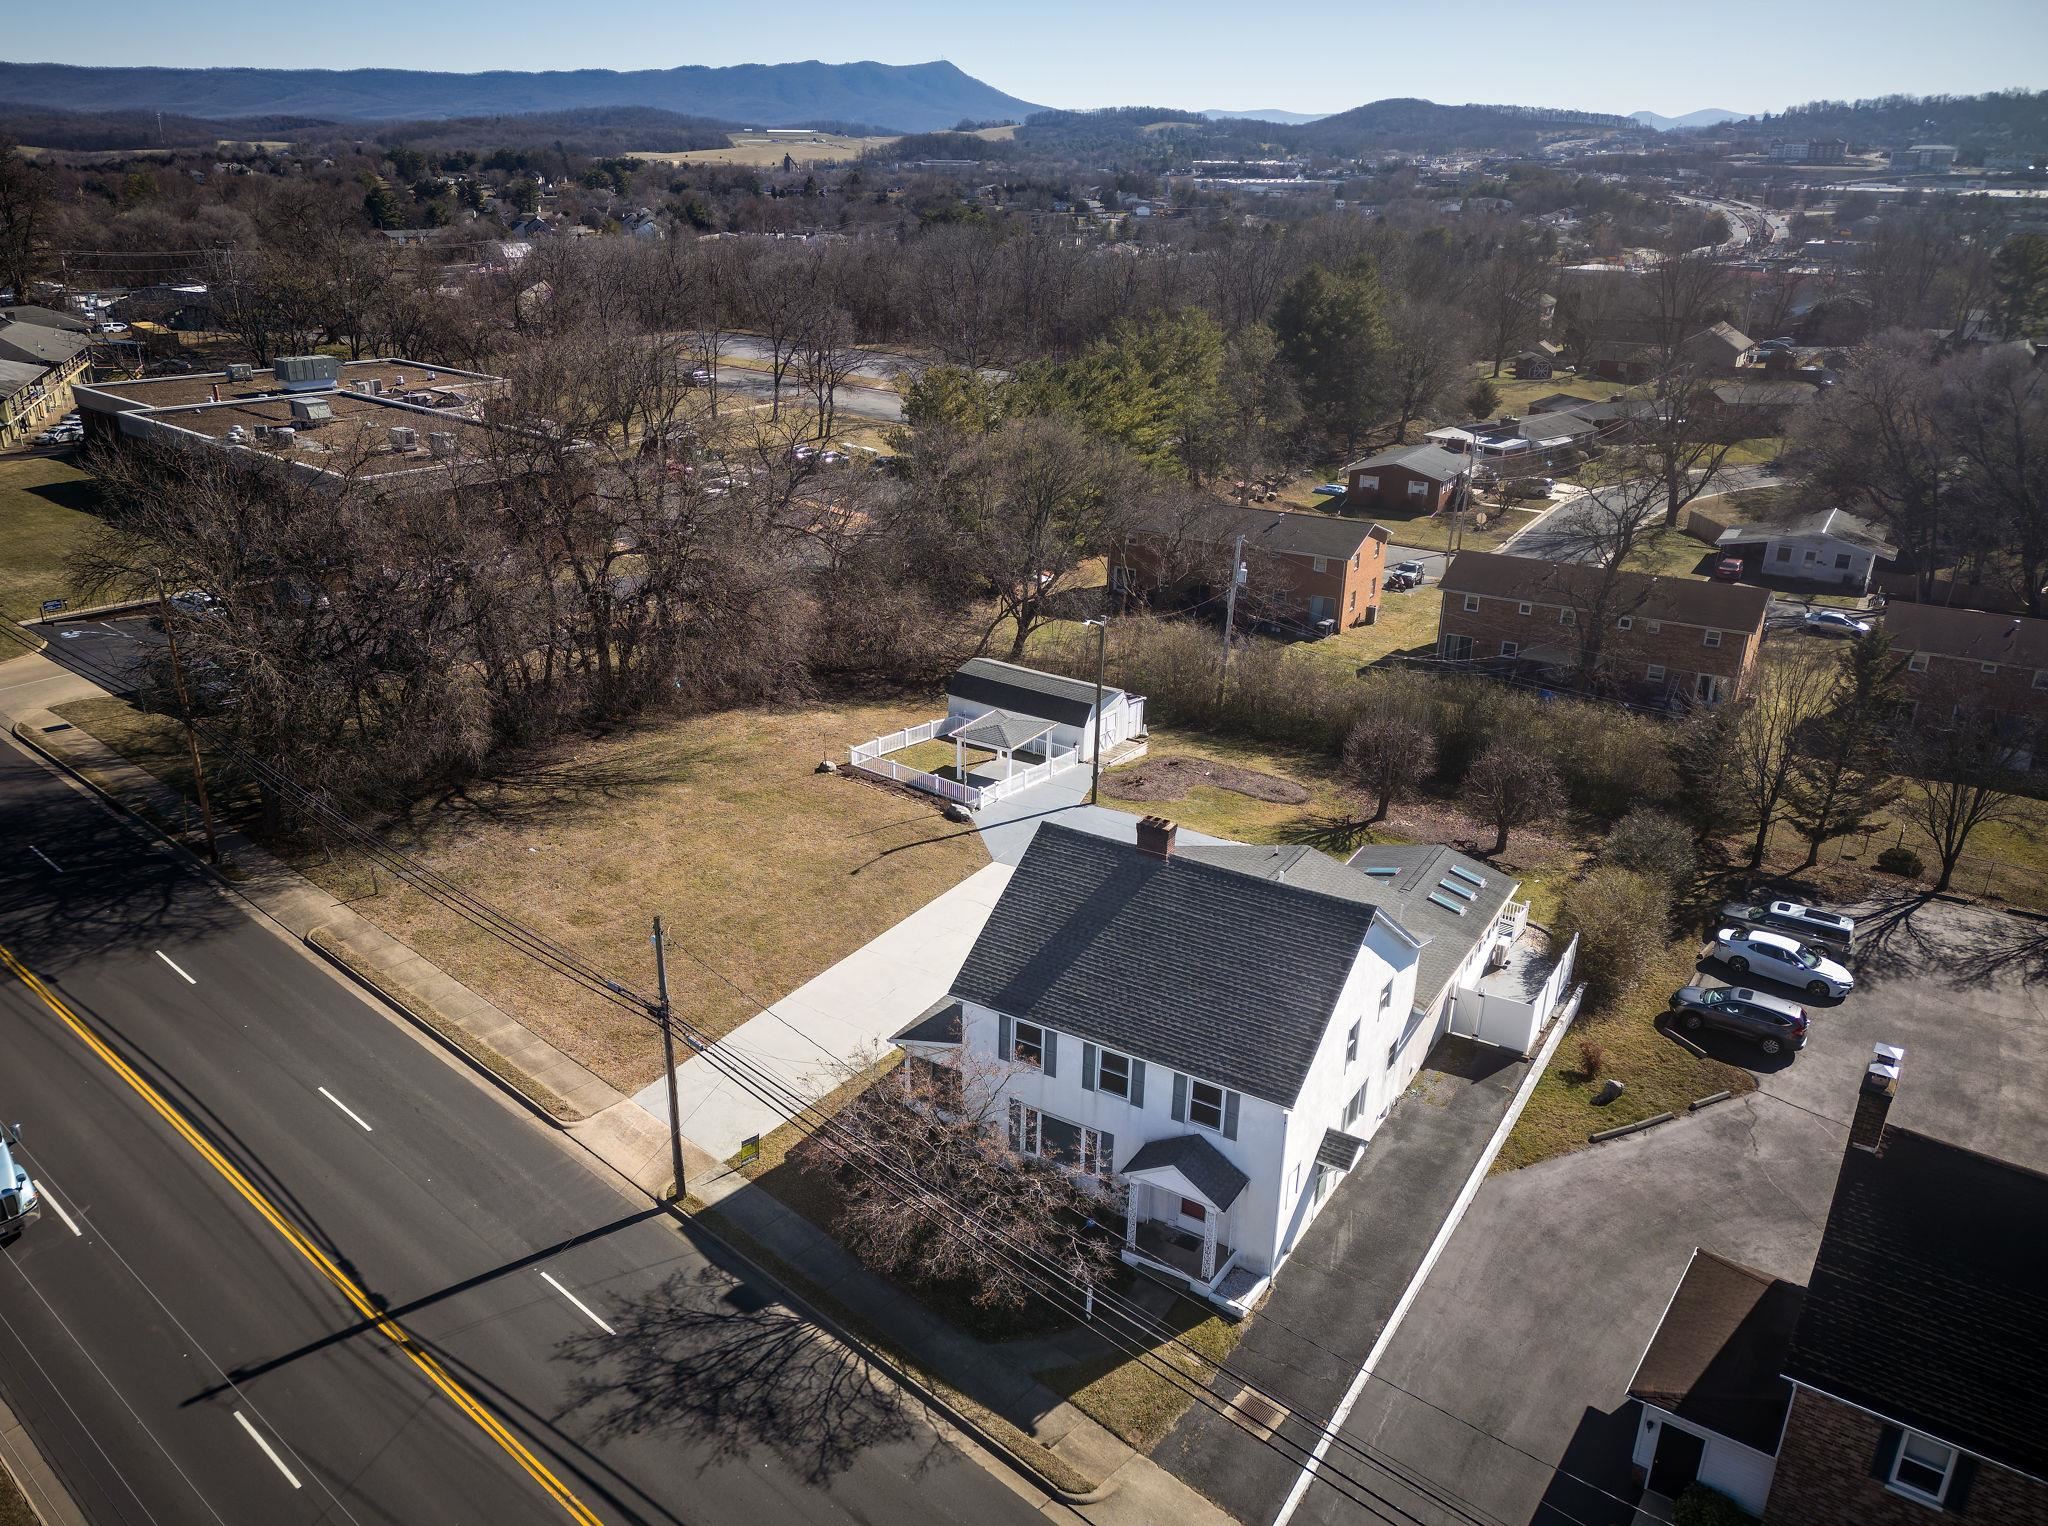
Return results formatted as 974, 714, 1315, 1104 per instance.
1502, 465, 1778, 563
0, 741, 1048, 1526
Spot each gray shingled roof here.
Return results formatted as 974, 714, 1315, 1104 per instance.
0, 322, 89, 368
1715, 507, 1896, 556
1123, 1134, 1250, 1210
1316, 1129, 1365, 1171
948, 658, 1122, 729
1341, 443, 1470, 481
1628, 1250, 1801, 1455
951, 708, 1057, 753
893, 997, 963, 1045
951, 826, 1380, 1108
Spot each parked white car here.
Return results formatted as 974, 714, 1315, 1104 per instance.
1801, 608, 1872, 638
0, 1125, 40, 1240
1712, 926, 1854, 998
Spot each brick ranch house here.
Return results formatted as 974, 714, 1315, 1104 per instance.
1884, 602, 2048, 767
1435, 550, 1771, 705
1115, 502, 1391, 633
1340, 443, 1470, 516
1628, 1049, 2048, 1524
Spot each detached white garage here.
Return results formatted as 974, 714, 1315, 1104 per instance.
945, 657, 1145, 764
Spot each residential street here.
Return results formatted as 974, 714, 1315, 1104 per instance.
0, 740, 1053, 1526
1501, 465, 1778, 564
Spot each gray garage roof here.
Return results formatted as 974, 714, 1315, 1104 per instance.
950, 707, 1057, 753
1123, 1133, 1250, 1210
952, 825, 1381, 1108
948, 657, 1123, 729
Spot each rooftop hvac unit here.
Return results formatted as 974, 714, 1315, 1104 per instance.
273, 426, 296, 446
253, 424, 273, 441
427, 431, 456, 458
289, 398, 333, 426
390, 426, 419, 451
224, 363, 254, 383
272, 354, 342, 392
366, 378, 382, 395
225, 424, 247, 443
351, 380, 370, 393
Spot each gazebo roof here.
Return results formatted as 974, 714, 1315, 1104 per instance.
951, 708, 1057, 753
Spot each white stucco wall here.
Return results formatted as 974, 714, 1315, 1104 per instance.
1631, 1404, 1778, 1516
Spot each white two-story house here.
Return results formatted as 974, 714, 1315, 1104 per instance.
895, 817, 1448, 1314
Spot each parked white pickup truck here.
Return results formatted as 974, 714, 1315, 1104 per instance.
0, 1125, 40, 1240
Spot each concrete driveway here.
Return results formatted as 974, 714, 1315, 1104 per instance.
968, 766, 1232, 865
1283, 896, 2048, 1526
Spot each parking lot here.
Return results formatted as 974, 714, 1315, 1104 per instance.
1287, 895, 2048, 1526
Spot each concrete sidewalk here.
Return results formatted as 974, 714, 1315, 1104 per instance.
632, 858, 1016, 1160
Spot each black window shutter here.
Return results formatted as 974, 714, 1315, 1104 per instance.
1082, 1043, 1097, 1091
1042, 1030, 1057, 1078
998, 1013, 1012, 1062
1171, 1072, 1187, 1122
1131, 1060, 1146, 1109
1870, 1425, 1903, 1482
1945, 1454, 1975, 1513
1223, 1091, 1240, 1140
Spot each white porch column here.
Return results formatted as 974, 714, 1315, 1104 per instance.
1200, 1210, 1218, 1281
1124, 1185, 1138, 1246
1004, 747, 1014, 781
954, 733, 963, 779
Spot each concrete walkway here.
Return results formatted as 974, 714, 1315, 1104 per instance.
634, 859, 1017, 1160
970, 769, 1233, 866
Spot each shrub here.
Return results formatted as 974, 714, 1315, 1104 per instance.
1576, 1039, 1607, 1079
1875, 844, 1925, 878
1558, 867, 1672, 1010
1463, 378, 1501, 419
1606, 806, 1697, 894
1673, 1483, 1757, 1526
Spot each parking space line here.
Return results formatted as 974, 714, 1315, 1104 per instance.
154, 951, 196, 985
317, 1086, 373, 1133
28, 847, 62, 873
234, 1410, 302, 1489
540, 1272, 616, 1335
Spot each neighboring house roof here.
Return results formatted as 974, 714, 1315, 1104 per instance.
1628, 1249, 1803, 1456
1166, 501, 1388, 563
0, 322, 90, 368
1710, 380, 1816, 407
1883, 603, 2048, 669
1784, 1127, 2048, 1480
947, 657, 1124, 729
0, 305, 90, 333
951, 707, 1057, 753
1123, 1133, 1251, 1210
0, 357, 46, 400
1559, 396, 1661, 426
1441, 550, 1773, 632
1316, 1128, 1365, 1171
1512, 410, 1599, 442
952, 825, 1383, 1108
892, 996, 963, 1046
1685, 320, 1756, 359
1715, 507, 1897, 557
1342, 443, 1470, 482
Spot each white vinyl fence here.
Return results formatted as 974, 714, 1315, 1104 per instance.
847, 716, 1082, 811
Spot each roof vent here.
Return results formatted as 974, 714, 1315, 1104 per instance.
273, 426, 296, 446
427, 431, 456, 458
289, 398, 332, 426
389, 426, 418, 451
224, 362, 253, 383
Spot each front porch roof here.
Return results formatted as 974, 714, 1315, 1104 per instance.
891, 996, 963, 1046
1316, 1128, 1365, 1172
1124, 1133, 1250, 1211
950, 707, 1057, 753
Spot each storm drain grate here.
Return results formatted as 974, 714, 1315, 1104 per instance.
1229, 1386, 1290, 1440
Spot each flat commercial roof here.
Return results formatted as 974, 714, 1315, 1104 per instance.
135, 392, 503, 479
80, 358, 499, 413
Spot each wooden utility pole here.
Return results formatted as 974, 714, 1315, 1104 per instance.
154, 581, 220, 863
1218, 533, 1246, 702
652, 917, 686, 1202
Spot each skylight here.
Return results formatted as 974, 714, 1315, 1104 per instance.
1426, 892, 1467, 916
1437, 879, 1477, 901
1361, 866, 1399, 877
1448, 864, 1487, 888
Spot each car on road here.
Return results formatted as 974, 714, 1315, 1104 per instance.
0, 1125, 40, 1240
1668, 985, 1810, 1056
1712, 927, 1854, 998
1385, 560, 1427, 591
1801, 607, 1872, 638
1721, 899, 1856, 953
1712, 556, 1746, 582
1311, 483, 1347, 498
1502, 477, 1556, 500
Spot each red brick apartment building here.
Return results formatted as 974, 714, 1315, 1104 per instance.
1436, 550, 1770, 704
1884, 602, 2048, 765
1116, 503, 1391, 632
1340, 443, 1469, 515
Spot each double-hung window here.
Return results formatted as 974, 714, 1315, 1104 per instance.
1012, 1021, 1045, 1067
1008, 1100, 1041, 1155
1343, 1083, 1367, 1127
1188, 1080, 1226, 1132
1703, 629, 1722, 648
1463, 593, 1480, 612
1888, 1430, 1959, 1505
1097, 1048, 1132, 1098
1345, 1021, 1359, 1065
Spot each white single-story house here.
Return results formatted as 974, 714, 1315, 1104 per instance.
895, 819, 1571, 1314
946, 656, 1144, 764
1627, 1249, 1805, 1514
1715, 508, 1897, 592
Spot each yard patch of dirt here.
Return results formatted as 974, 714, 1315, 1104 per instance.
1103, 754, 1311, 806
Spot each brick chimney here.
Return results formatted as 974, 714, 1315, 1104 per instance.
1849, 1043, 1905, 1155
1135, 815, 1178, 861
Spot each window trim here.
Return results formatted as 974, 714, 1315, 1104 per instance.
1500, 640, 1520, 658
1703, 629, 1722, 648
1012, 1020, 1046, 1068
1345, 1020, 1359, 1065
1887, 1429, 1958, 1505
1311, 555, 1328, 574
1517, 601, 1532, 615
1096, 1047, 1133, 1099
1462, 593, 1480, 613
1617, 615, 1633, 631
1646, 663, 1666, 682
1908, 651, 1929, 673
1187, 1079, 1227, 1133
1979, 660, 1998, 674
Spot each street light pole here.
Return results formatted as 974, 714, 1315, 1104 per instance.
154, 576, 219, 863
1086, 617, 1107, 804
652, 916, 686, 1202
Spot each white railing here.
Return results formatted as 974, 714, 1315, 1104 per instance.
848, 715, 954, 767
847, 719, 1084, 813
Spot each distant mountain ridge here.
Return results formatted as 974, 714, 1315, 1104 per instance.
1289, 98, 1633, 153
0, 58, 1043, 134
1199, 109, 1326, 126
1630, 107, 1742, 132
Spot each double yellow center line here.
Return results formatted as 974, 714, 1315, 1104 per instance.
0, 943, 605, 1525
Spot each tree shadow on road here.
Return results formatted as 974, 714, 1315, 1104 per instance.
558, 1264, 924, 1486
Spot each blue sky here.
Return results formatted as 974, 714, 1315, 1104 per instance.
22, 0, 2048, 117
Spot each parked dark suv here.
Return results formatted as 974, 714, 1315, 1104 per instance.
1668, 985, 1810, 1057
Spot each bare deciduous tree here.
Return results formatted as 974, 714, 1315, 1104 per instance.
1730, 650, 1837, 868
1343, 715, 1437, 824
1465, 743, 1563, 856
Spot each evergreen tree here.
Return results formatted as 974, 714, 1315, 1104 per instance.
1272, 258, 1390, 457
